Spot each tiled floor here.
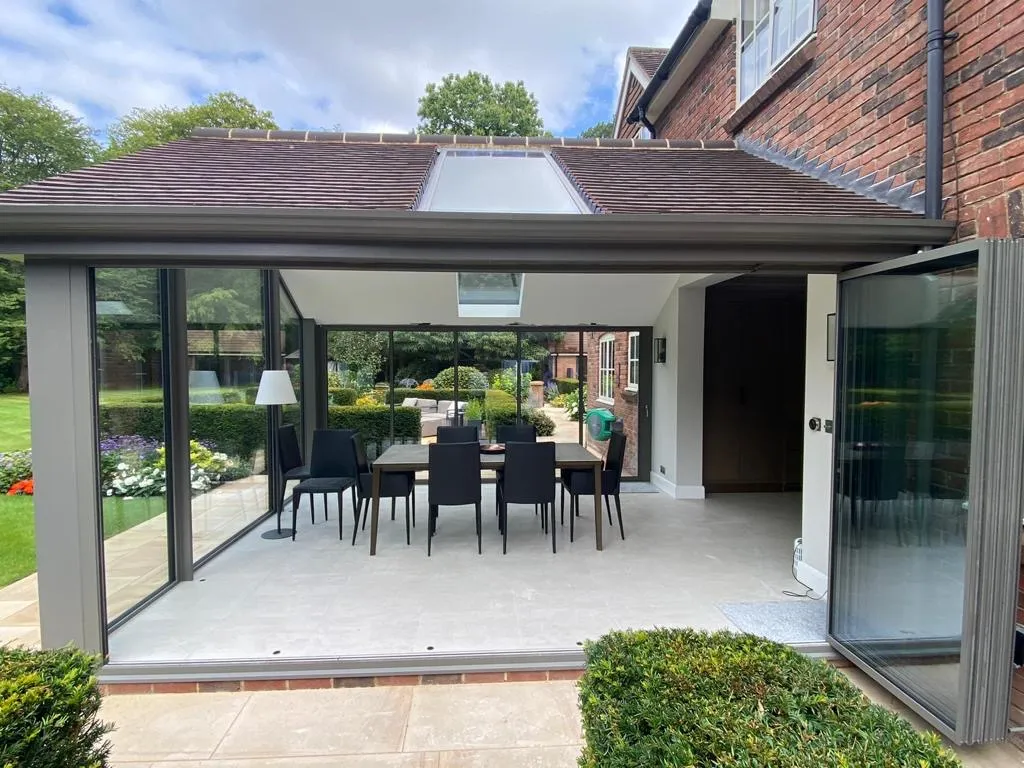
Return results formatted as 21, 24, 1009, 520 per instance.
107, 491, 806, 662
101, 678, 1024, 767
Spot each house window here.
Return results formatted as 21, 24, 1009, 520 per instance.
627, 332, 640, 391
599, 335, 615, 403
639, 125, 652, 140
739, 0, 815, 102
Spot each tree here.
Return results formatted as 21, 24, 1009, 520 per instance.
105, 91, 278, 158
417, 71, 544, 137
579, 121, 614, 139
327, 331, 388, 386
0, 85, 99, 191
0, 86, 99, 389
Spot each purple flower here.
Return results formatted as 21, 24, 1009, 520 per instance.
99, 435, 160, 457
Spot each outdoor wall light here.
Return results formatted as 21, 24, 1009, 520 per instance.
826, 314, 837, 362
654, 337, 667, 364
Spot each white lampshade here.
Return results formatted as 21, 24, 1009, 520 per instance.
254, 370, 297, 405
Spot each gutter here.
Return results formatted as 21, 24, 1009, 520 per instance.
626, 0, 713, 128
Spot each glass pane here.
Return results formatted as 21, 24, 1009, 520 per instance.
831, 257, 978, 728
755, 23, 771, 84
324, 330, 390, 459
741, 0, 756, 39
740, 43, 757, 100
94, 268, 170, 624
185, 269, 268, 562
522, 332, 582, 447
280, 288, 302, 448
756, 0, 771, 21
457, 273, 524, 318
391, 331, 455, 476
794, 0, 814, 39
585, 332, 640, 477
773, 0, 794, 60
424, 151, 583, 214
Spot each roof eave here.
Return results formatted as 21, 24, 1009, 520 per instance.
0, 205, 954, 255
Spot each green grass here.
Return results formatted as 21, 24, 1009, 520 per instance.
0, 496, 165, 588
0, 394, 31, 452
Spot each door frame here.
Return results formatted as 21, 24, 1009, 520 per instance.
827, 239, 1024, 744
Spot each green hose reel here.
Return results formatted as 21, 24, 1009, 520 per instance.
585, 408, 616, 441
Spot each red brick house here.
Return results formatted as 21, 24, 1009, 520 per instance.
614, 0, 1023, 238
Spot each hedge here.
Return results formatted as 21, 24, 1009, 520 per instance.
483, 403, 555, 440
555, 377, 579, 395
433, 366, 489, 390
328, 388, 358, 406
0, 646, 112, 767
99, 403, 266, 461
578, 629, 961, 768
327, 405, 421, 445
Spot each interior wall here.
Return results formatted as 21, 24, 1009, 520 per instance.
799, 274, 837, 593
702, 276, 807, 493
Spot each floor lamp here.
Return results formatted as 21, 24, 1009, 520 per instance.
255, 370, 298, 540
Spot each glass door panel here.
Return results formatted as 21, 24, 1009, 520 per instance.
830, 254, 979, 730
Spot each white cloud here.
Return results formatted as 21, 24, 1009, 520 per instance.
0, 0, 688, 136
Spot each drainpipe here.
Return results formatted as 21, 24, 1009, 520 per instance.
925, 0, 946, 220
638, 107, 657, 140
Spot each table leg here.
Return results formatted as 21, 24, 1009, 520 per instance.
593, 463, 603, 551
370, 465, 382, 556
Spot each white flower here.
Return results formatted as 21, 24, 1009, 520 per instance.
140, 478, 153, 488
106, 489, 113, 497
116, 462, 129, 471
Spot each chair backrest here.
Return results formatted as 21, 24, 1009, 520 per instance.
436, 425, 479, 443
428, 442, 482, 505
604, 430, 628, 482
496, 424, 537, 444
351, 432, 370, 475
309, 429, 357, 478
277, 424, 303, 473
502, 441, 555, 505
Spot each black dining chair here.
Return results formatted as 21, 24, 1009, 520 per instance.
427, 442, 482, 555
498, 442, 556, 554
290, 429, 358, 541
276, 424, 310, 534
494, 424, 537, 516
436, 425, 480, 443
351, 432, 416, 546
561, 430, 627, 542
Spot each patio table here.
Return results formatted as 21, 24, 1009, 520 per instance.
369, 442, 604, 554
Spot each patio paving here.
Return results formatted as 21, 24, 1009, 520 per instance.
100, 678, 1024, 767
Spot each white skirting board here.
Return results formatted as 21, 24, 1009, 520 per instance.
796, 560, 829, 596
650, 473, 706, 500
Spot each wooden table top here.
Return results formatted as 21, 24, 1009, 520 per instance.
373, 442, 602, 472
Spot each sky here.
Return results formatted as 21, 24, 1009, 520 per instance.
0, 0, 691, 141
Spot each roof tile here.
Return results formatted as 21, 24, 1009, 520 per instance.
630, 47, 670, 79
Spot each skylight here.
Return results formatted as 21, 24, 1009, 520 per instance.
418, 149, 589, 317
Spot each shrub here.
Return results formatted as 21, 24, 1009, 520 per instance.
483, 403, 555, 440
328, 388, 358, 406
555, 377, 579, 395
578, 629, 961, 768
327, 405, 421, 446
491, 368, 519, 398
0, 450, 33, 493
355, 394, 382, 407
525, 408, 555, 436
0, 646, 112, 767
433, 366, 488, 391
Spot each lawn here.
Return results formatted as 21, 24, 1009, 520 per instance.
0, 392, 166, 587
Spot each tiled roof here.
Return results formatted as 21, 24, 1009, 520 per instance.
550, 146, 917, 217
629, 47, 669, 79
0, 129, 917, 218
187, 329, 263, 356
0, 136, 438, 209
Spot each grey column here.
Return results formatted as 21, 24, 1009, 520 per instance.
165, 269, 193, 581
958, 239, 1024, 744
24, 260, 103, 653
301, 318, 318, 460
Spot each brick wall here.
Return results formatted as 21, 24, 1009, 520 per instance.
583, 331, 639, 476
653, 0, 1024, 238
655, 26, 737, 141
617, 78, 646, 139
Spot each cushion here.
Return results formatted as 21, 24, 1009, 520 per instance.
435, 400, 453, 413
401, 397, 419, 407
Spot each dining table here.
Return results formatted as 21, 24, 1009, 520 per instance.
368, 442, 605, 555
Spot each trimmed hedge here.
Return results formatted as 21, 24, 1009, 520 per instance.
0, 646, 112, 767
483, 403, 556, 440
99, 403, 265, 461
328, 388, 358, 406
579, 629, 961, 768
327, 405, 421, 444
555, 377, 579, 395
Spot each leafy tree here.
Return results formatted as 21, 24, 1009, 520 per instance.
417, 71, 544, 137
579, 121, 614, 139
0, 86, 99, 389
0, 85, 99, 191
105, 91, 278, 158
327, 331, 388, 385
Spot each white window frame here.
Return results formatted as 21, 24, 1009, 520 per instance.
598, 334, 615, 404
737, 0, 816, 106
626, 332, 640, 391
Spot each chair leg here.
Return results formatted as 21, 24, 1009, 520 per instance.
534, 503, 538, 516
310, 494, 315, 525
560, 485, 565, 525
569, 494, 575, 543
615, 493, 624, 540
360, 497, 368, 530
351, 486, 357, 519
324, 492, 329, 521
428, 504, 437, 556
550, 504, 557, 554
405, 495, 411, 546
338, 491, 344, 540
411, 488, 416, 528
604, 494, 613, 526
502, 502, 508, 555
291, 490, 300, 540
278, 484, 287, 532
391, 496, 396, 522
351, 498, 361, 547
476, 501, 482, 555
